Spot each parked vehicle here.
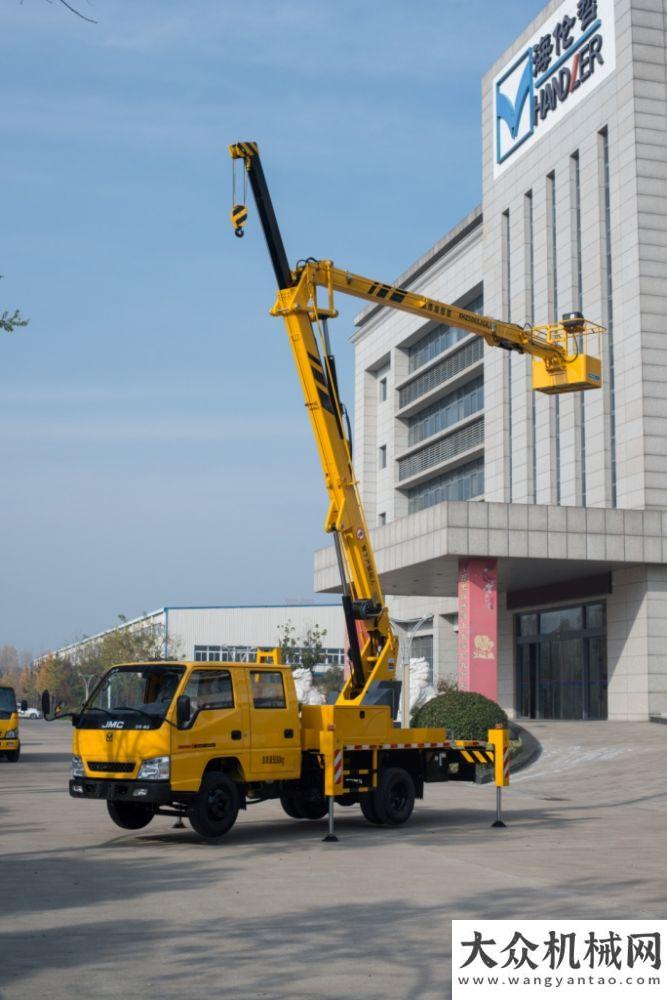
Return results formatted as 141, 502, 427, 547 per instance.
0, 686, 27, 762
18, 707, 41, 719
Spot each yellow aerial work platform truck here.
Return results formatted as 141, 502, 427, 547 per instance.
45, 144, 602, 841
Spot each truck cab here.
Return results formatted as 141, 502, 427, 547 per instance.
68, 660, 304, 837
0, 687, 27, 762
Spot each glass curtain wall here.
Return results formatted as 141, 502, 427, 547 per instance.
515, 602, 607, 720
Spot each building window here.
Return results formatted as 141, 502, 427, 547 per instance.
379, 377, 387, 402
599, 126, 617, 507
379, 445, 387, 469
407, 294, 483, 374
378, 512, 386, 526
411, 634, 433, 669
194, 644, 345, 667
407, 293, 483, 374
502, 209, 513, 502
399, 338, 483, 409
525, 190, 537, 505
547, 170, 561, 504
571, 151, 586, 506
399, 418, 483, 482
406, 376, 483, 447
406, 458, 484, 513
515, 602, 607, 720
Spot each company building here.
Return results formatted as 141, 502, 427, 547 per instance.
40, 604, 346, 670
315, 0, 667, 721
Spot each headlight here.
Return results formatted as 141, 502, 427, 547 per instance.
137, 755, 170, 781
71, 754, 84, 777
4, 729, 17, 740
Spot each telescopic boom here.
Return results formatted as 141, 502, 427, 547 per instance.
229, 141, 604, 705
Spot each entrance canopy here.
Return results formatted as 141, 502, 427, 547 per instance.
314, 501, 666, 598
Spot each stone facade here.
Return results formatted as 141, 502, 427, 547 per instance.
315, 0, 667, 722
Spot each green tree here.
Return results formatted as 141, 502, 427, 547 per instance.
37, 614, 182, 710
277, 621, 298, 665
277, 621, 328, 670
1, 277, 28, 333
317, 665, 344, 695
0, 645, 35, 702
34, 654, 81, 711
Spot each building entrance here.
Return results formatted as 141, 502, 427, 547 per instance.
515, 602, 607, 720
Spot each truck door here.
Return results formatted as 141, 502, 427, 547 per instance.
247, 668, 301, 780
170, 667, 250, 793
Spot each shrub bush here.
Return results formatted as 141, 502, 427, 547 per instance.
412, 689, 508, 741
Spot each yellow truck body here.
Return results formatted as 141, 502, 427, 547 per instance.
66, 660, 508, 839
0, 686, 23, 762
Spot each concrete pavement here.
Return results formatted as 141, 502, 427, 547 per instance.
0, 719, 665, 999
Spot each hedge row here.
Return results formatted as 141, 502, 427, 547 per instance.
412, 689, 508, 741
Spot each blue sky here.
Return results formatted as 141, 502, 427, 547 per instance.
1, 0, 542, 654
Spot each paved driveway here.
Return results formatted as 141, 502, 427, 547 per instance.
0, 719, 665, 999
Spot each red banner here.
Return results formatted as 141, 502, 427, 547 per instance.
457, 558, 498, 702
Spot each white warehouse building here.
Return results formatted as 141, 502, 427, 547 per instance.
44, 604, 347, 669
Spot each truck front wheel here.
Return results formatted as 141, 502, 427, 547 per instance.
107, 800, 155, 830
188, 772, 239, 839
5, 746, 20, 763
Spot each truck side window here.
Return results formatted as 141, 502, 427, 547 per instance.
184, 670, 234, 717
250, 671, 286, 709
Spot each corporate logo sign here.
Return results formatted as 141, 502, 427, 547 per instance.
493, 0, 616, 177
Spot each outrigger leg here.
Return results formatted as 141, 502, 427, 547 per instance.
322, 796, 338, 843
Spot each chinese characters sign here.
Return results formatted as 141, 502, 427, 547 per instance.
453, 920, 665, 998
457, 558, 497, 702
493, 0, 616, 177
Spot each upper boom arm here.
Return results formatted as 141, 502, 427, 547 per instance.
229, 141, 604, 707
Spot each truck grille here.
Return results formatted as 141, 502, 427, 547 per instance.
88, 760, 135, 773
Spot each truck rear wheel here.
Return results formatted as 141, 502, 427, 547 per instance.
107, 800, 155, 830
188, 772, 239, 839
376, 767, 415, 826
280, 793, 328, 820
360, 792, 384, 825
280, 794, 304, 819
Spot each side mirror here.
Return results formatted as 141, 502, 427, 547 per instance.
41, 690, 51, 718
176, 694, 191, 729
19, 700, 28, 713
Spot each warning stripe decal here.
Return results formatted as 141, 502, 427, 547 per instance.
343, 740, 492, 752
333, 750, 343, 785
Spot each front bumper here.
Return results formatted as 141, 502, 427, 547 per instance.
69, 778, 172, 804
0, 739, 19, 752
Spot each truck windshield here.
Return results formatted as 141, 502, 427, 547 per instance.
0, 687, 17, 719
81, 665, 185, 729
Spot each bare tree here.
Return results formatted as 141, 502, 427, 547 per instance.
53, 0, 97, 24
21, 1, 98, 24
